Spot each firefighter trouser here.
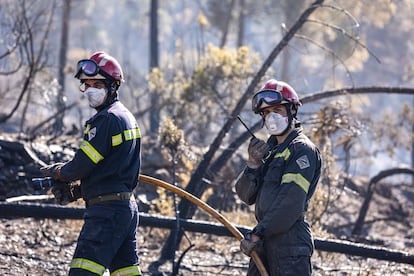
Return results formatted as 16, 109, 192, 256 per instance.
247, 255, 311, 276
246, 240, 312, 276
69, 200, 141, 275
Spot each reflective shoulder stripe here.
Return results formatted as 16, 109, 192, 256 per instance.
112, 134, 123, 146
274, 148, 291, 160
124, 127, 141, 141
80, 140, 104, 164
281, 173, 310, 194
70, 258, 106, 275
111, 265, 142, 276
112, 127, 141, 146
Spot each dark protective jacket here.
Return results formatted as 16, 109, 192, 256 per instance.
236, 128, 321, 273
60, 100, 141, 201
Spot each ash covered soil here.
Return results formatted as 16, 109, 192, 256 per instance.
0, 217, 248, 276
1, 217, 414, 276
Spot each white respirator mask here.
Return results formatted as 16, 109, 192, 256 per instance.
85, 87, 107, 108
264, 112, 289, 135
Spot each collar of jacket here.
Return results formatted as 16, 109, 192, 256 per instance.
268, 127, 302, 149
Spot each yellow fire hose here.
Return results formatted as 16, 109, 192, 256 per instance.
139, 174, 269, 276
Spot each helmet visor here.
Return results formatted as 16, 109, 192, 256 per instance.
252, 90, 284, 113
75, 59, 114, 81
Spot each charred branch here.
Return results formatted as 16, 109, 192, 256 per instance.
352, 167, 414, 236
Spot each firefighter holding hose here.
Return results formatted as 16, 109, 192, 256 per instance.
41, 51, 142, 275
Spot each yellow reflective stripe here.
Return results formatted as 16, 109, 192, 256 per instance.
281, 173, 310, 194
112, 128, 141, 146
84, 124, 91, 135
274, 148, 291, 160
80, 140, 104, 164
111, 265, 142, 276
70, 258, 106, 275
124, 128, 141, 141
112, 134, 123, 146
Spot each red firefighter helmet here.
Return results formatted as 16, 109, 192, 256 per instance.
252, 79, 301, 113
75, 51, 124, 83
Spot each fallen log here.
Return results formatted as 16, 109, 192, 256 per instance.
314, 238, 414, 265
1, 201, 413, 265
0, 201, 250, 236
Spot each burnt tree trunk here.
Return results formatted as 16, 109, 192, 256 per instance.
157, 0, 326, 264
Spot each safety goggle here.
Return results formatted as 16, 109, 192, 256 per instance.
252, 90, 284, 113
74, 59, 114, 81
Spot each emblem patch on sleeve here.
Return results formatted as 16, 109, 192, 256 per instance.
88, 127, 96, 141
296, 155, 310, 169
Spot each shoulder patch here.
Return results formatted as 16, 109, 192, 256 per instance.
88, 127, 97, 141
296, 155, 310, 169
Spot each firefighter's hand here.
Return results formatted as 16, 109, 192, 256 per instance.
246, 138, 269, 169
52, 182, 81, 205
240, 233, 261, 256
40, 163, 65, 180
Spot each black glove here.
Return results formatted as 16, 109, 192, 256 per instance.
240, 233, 261, 256
52, 182, 81, 205
246, 137, 269, 169
40, 163, 65, 180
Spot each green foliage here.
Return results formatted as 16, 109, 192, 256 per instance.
159, 116, 185, 156
147, 44, 261, 144
149, 186, 176, 217
182, 44, 258, 100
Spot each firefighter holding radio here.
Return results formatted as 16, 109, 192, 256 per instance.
236, 79, 322, 275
